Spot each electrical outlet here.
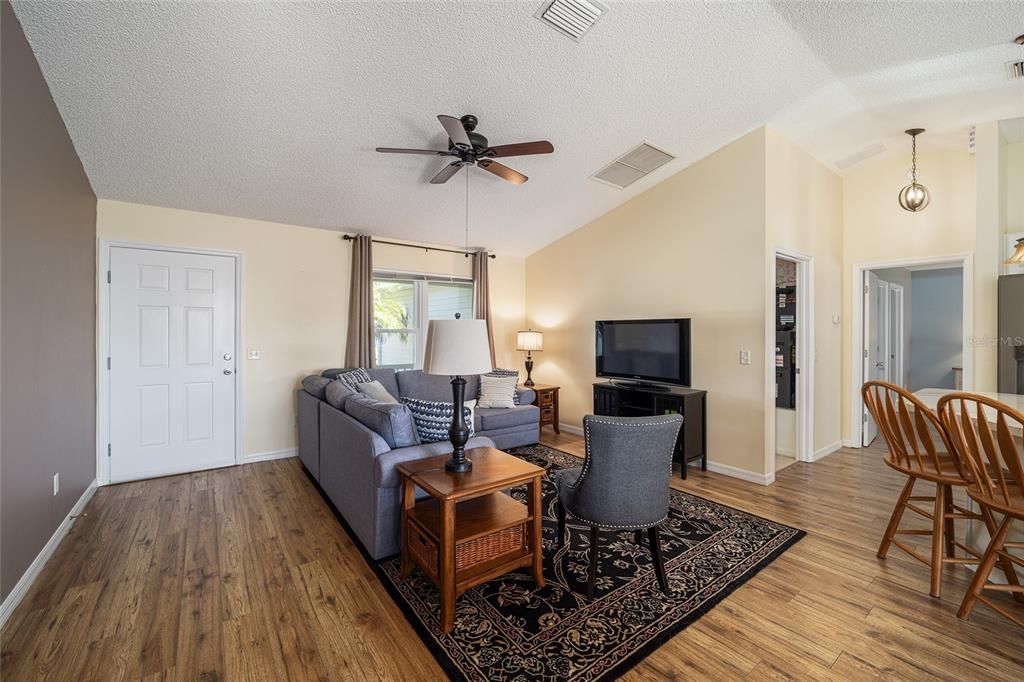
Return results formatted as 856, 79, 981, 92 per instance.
53, 473, 60, 496
247, 349, 261, 360
739, 350, 751, 366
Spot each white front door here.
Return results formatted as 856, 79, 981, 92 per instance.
108, 246, 237, 483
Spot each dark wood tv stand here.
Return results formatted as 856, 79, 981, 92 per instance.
593, 382, 707, 478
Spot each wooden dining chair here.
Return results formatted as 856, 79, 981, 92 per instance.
861, 381, 984, 598
936, 392, 1024, 627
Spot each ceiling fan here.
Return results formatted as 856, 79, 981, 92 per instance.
376, 114, 554, 185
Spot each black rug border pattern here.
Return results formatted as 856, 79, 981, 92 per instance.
305, 445, 806, 681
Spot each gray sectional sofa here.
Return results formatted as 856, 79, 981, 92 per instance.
297, 367, 540, 559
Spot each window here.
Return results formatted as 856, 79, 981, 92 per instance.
373, 274, 474, 369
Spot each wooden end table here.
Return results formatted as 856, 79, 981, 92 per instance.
397, 447, 545, 634
528, 384, 560, 434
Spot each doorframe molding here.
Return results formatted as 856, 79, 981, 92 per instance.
766, 247, 815, 476
96, 239, 245, 486
849, 252, 973, 448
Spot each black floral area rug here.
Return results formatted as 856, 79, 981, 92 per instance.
373, 444, 805, 681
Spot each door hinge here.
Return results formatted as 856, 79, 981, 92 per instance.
107, 443, 111, 458
863, 413, 868, 423
106, 356, 111, 370
863, 349, 868, 359
864, 284, 869, 294
107, 270, 111, 284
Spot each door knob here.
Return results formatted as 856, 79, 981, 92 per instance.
223, 368, 234, 375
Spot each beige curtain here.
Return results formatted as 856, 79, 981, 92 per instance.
344, 235, 375, 368
472, 250, 496, 367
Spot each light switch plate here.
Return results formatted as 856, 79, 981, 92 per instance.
53, 472, 60, 496
739, 350, 751, 366
247, 349, 261, 360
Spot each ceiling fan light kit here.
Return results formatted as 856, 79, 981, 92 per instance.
898, 128, 930, 213
376, 114, 553, 185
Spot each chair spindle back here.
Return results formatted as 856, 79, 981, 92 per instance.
861, 381, 961, 478
936, 393, 1024, 513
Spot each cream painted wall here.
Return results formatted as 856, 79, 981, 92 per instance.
1004, 141, 1024, 233
840, 146, 980, 440
765, 128, 844, 459
526, 129, 769, 476
96, 200, 525, 457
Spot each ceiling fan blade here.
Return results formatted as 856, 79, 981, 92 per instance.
438, 115, 472, 149
376, 147, 452, 155
430, 161, 464, 184
485, 141, 554, 158
477, 160, 528, 185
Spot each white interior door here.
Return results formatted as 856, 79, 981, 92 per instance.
888, 285, 904, 387
863, 271, 887, 446
108, 247, 237, 483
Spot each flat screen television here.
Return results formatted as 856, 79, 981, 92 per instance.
595, 318, 691, 387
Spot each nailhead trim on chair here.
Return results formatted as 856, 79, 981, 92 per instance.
560, 417, 682, 529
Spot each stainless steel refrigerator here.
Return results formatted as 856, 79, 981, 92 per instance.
998, 274, 1024, 394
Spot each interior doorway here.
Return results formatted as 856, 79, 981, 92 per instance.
854, 257, 969, 448
771, 249, 813, 473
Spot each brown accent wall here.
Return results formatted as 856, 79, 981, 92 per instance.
1, 1, 97, 601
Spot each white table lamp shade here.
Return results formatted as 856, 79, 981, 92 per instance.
516, 330, 544, 352
423, 319, 493, 376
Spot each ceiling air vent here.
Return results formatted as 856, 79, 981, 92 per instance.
591, 142, 675, 189
535, 0, 606, 42
1007, 60, 1024, 80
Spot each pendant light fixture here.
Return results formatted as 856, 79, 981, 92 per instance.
898, 128, 930, 212
1006, 237, 1024, 266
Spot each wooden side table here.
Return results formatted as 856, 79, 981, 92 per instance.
397, 447, 546, 634
528, 384, 560, 434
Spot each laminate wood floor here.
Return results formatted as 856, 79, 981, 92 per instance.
2, 433, 1023, 680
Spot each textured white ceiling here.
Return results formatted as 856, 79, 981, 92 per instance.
12, 1, 1024, 256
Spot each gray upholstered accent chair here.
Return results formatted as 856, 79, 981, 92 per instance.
555, 414, 683, 597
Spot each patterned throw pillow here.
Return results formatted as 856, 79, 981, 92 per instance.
401, 397, 474, 444
482, 368, 520, 405
334, 367, 372, 391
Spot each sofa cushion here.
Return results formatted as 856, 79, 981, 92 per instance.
325, 379, 356, 410
482, 368, 521, 405
357, 380, 398, 404
475, 404, 540, 431
323, 367, 400, 399
477, 374, 518, 408
344, 394, 419, 449
402, 397, 474, 444
374, 435, 496, 487
301, 375, 332, 401
396, 370, 455, 402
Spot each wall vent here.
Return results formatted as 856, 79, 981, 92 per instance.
535, 0, 605, 42
591, 142, 675, 189
1007, 60, 1024, 80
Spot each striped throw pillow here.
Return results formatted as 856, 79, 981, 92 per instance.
401, 397, 474, 444
482, 368, 520, 405
477, 374, 518, 409
334, 368, 372, 391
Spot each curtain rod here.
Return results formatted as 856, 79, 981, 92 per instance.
343, 234, 496, 259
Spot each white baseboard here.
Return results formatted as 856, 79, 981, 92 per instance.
811, 440, 842, 462
557, 423, 584, 436
243, 448, 297, 464
842, 437, 860, 449
0, 480, 97, 629
705, 461, 775, 486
